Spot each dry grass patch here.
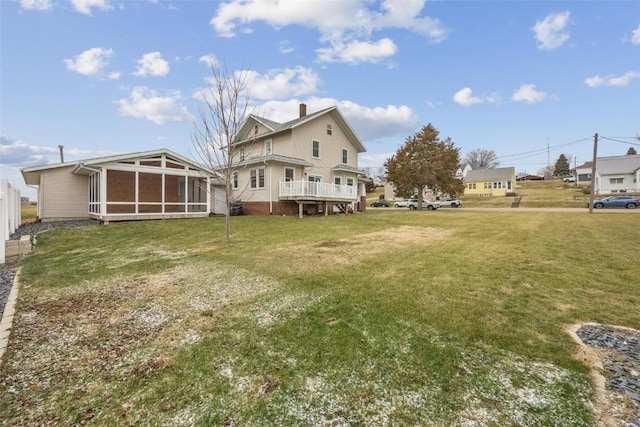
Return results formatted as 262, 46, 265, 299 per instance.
265, 226, 452, 273
2, 262, 280, 425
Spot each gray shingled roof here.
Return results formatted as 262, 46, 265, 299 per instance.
597, 155, 640, 175
465, 167, 515, 182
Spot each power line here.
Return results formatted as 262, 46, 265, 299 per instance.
600, 136, 640, 147
496, 137, 591, 162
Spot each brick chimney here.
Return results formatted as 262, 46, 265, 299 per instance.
299, 103, 307, 118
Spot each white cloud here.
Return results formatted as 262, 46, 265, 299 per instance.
254, 97, 417, 141
193, 67, 320, 104
279, 40, 295, 54
531, 11, 570, 50
512, 84, 547, 103
198, 54, 220, 68
64, 47, 113, 76
70, 0, 112, 15
116, 87, 193, 124
631, 25, 640, 45
0, 136, 57, 167
585, 71, 640, 87
316, 38, 398, 64
19, 0, 53, 11
209, 0, 449, 63
453, 88, 483, 107
134, 52, 170, 77
108, 71, 121, 80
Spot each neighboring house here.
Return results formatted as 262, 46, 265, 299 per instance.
516, 174, 544, 181
593, 154, 640, 195
456, 163, 473, 179
231, 104, 368, 217
21, 149, 222, 223
573, 161, 593, 183
463, 167, 516, 196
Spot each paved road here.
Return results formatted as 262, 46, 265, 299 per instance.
371, 206, 639, 213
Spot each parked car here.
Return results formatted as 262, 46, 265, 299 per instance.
563, 176, 576, 182
407, 199, 440, 210
438, 198, 462, 208
589, 195, 640, 209
371, 198, 390, 207
394, 199, 410, 208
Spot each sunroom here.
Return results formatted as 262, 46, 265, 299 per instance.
22, 149, 219, 223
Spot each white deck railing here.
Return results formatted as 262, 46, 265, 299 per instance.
279, 180, 357, 201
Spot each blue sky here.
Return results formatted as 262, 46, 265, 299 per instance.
1, 0, 639, 199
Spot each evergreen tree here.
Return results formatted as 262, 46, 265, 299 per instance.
627, 147, 637, 155
385, 124, 464, 210
553, 154, 571, 177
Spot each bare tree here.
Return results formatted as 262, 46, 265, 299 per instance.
537, 165, 555, 179
192, 63, 251, 242
464, 148, 500, 169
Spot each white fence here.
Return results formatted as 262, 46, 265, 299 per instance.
1, 180, 22, 264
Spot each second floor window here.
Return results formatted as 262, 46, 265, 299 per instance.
327, 124, 332, 135
265, 140, 272, 155
254, 124, 259, 135
312, 140, 320, 158
342, 149, 348, 164
239, 148, 245, 162
250, 168, 265, 189
232, 172, 238, 189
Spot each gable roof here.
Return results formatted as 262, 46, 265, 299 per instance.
596, 154, 640, 175
21, 148, 212, 185
465, 167, 515, 182
238, 106, 367, 153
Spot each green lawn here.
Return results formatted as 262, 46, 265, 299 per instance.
2, 211, 639, 425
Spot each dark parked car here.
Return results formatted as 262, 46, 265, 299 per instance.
370, 199, 390, 207
590, 195, 640, 209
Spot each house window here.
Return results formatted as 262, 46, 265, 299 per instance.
284, 168, 294, 182
469, 183, 476, 190
265, 139, 272, 155
334, 177, 342, 185
240, 148, 245, 162
254, 124, 259, 135
312, 140, 320, 158
327, 124, 332, 135
342, 149, 348, 164
483, 182, 490, 189
250, 168, 265, 189
232, 172, 238, 189
609, 177, 624, 184
346, 178, 354, 186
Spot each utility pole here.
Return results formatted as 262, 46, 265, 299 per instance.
588, 133, 598, 213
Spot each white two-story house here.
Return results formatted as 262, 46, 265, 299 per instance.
231, 104, 368, 217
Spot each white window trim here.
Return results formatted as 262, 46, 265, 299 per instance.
250, 167, 266, 189
232, 171, 239, 189
265, 139, 272, 155
342, 148, 348, 164
312, 140, 320, 159
284, 167, 294, 182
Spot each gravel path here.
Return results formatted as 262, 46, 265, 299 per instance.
0, 220, 99, 318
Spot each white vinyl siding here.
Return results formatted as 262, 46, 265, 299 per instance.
40, 166, 89, 220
